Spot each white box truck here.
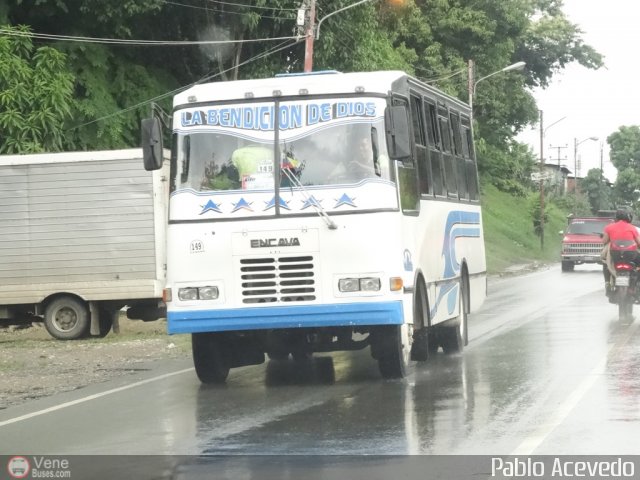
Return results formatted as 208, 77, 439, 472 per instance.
0, 148, 168, 339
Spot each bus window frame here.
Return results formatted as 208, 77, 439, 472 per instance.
438, 103, 458, 199
423, 97, 446, 199
410, 91, 432, 197
392, 94, 420, 215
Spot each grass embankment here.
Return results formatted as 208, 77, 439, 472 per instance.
481, 183, 568, 274
0, 316, 191, 352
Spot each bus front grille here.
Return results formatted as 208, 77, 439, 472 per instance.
240, 256, 316, 304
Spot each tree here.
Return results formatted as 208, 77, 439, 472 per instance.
529, 194, 548, 238
0, 25, 74, 153
580, 168, 612, 214
606, 125, 640, 210
607, 126, 640, 172
612, 168, 640, 211
0, 0, 603, 162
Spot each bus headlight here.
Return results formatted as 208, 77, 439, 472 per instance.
338, 277, 381, 292
338, 278, 360, 292
359, 277, 381, 291
178, 288, 198, 301
198, 286, 219, 300
178, 286, 219, 301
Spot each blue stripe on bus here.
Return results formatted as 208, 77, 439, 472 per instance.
167, 301, 404, 334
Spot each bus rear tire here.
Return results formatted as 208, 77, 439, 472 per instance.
442, 279, 468, 354
192, 333, 230, 384
373, 325, 409, 379
410, 280, 431, 362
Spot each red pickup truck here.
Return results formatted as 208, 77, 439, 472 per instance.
561, 216, 613, 272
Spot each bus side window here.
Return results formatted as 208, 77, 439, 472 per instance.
425, 100, 444, 196
462, 118, 479, 201
450, 111, 468, 201
438, 107, 457, 198
410, 93, 430, 195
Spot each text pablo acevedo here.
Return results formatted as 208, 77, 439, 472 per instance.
491, 457, 635, 478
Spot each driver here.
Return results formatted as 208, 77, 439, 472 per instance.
602, 208, 640, 297
329, 136, 378, 182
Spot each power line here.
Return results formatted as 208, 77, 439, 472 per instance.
204, 0, 300, 11
0, 28, 299, 46
67, 39, 302, 131
164, 0, 296, 19
421, 67, 466, 83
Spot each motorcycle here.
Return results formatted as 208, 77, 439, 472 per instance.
609, 240, 640, 322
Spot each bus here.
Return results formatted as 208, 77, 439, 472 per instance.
142, 70, 487, 383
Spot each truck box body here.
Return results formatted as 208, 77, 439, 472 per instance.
0, 149, 168, 336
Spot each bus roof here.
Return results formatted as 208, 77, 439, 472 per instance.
174, 70, 468, 109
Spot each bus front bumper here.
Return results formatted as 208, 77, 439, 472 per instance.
167, 301, 404, 334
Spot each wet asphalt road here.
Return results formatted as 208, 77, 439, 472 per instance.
1, 264, 639, 465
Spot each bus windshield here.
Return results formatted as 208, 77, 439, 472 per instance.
172, 98, 391, 193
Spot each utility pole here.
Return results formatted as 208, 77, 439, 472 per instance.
306, 0, 380, 72
468, 59, 475, 115
539, 110, 544, 250
549, 143, 568, 194
303, 0, 316, 73
573, 136, 598, 210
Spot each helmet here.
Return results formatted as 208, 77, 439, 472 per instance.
615, 209, 633, 223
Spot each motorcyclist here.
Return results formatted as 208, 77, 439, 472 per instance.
602, 208, 640, 297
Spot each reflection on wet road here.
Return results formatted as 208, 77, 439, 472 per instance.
1, 265, 639, 458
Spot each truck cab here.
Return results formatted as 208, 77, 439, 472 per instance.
561, 217, 613, 272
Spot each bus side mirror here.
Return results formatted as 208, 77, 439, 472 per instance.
387, 106, 411, 160
141, 118, 163, 171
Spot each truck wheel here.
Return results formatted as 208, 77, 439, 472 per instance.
44, 297, 90, 340
442, 279, 468, 354
192, 333, 230, 384
373, 324, 410, 379
97, 308, 115, 338
561, 261, 574, 272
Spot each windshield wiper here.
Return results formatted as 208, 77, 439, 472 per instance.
371, 127, 381, 177
281, 167, 338, 230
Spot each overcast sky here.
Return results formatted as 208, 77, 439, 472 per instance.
518, 0, 640, 181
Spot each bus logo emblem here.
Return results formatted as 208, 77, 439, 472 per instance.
250, 238, 301, 248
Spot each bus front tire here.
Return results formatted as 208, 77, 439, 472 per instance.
372, 325, 410, 379
192, 333, 230, 384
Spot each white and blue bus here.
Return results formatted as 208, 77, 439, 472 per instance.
142, 70, 486, 383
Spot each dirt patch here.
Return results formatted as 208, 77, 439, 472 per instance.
0, 319, 191, 410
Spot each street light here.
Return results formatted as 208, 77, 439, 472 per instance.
573, 136, 599, 181
468, 61, 526, 114
316, 0, 376, 40
309, 0, 382, 72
